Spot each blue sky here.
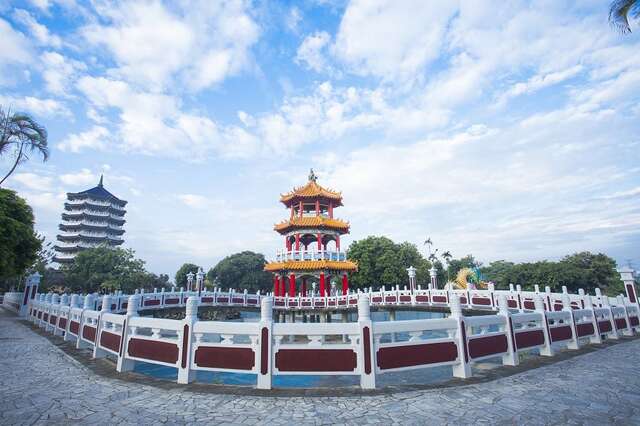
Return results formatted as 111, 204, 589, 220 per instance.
1, 0, 639, 278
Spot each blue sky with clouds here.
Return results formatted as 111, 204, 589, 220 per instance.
1, 0, 639, 277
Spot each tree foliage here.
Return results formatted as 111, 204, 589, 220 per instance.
0, 108, 49, 186
175, 263, 201, 288
62, 246, 152, 294
207, 251, 271, 292
0, 189, 41, 285
347, 236, 432, 288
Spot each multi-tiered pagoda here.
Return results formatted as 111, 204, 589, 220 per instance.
265, 170, 357, 297
53, 176, 127, 264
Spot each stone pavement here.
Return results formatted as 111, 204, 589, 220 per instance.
1, 309, 640, 425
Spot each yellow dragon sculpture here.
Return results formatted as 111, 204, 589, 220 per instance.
452, 267, 488, 290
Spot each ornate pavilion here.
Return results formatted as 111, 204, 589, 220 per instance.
53, 175, 127, 264
264, 170, 357, 297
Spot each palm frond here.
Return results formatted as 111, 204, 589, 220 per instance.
609, 0, 640, 33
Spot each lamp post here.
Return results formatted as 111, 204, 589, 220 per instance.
196, 268, 205, 296
406, 266, 417, 293
186, 271, 195, 292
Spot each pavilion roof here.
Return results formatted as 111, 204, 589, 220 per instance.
280, 170, 342, 207
264, 259, 357, 272
274, 217, 349, 234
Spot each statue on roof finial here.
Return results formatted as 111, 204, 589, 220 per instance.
98, 174, 104, 187
308, 168, 317, 182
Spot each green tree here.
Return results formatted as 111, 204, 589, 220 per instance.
0, 189, 41, 288
447, 255, 478, 281
207, 251, 271, 292
62, 246, 150, 293
175, 263, 201, 288
558, 252, 622, 295
347, 236, 430, 288
610, 0, 640, 33
0, 108, 49, 186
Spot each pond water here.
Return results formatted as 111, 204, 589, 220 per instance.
133, 309, 504, 388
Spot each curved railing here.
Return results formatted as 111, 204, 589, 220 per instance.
22, 283, 640, 390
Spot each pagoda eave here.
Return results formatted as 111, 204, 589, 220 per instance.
264, 260, 357, 272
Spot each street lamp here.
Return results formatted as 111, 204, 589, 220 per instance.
406, 266, 417, 293
196, 268, 205, 296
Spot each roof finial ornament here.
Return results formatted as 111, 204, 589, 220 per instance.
308, 168, 317, 182
98, 174, 104, 187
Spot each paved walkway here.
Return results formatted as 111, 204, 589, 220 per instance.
1, 309, 640, 425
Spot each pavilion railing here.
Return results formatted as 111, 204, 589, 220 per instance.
23, 279, 640, 390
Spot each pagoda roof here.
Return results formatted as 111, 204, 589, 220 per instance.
67, 175, 127, 206
274, 217, 349, 234
280, 170, 342, 207
264, 259, 357, 272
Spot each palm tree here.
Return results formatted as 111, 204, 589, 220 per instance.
442, 250, 453, 282
609, 0, 640, 33
0, 107, 49, 187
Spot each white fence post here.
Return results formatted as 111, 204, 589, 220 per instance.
256, 296, 273, 390
583, 294, 602, 344
617, 295, 634, 337
93, 295, 111, 359
177, 296, 198, 384
498, 294, 518, 366
357, 295, 376, 389
535, 295, 554, 357
562, 292, 580, 350
450, 294, 472, 378
117, 294, 140, 373
76, 295, 94, 349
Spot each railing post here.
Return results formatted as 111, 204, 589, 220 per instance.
257, 296, 273, 390
450, 294, 472, 378
177, 296, 198, 384
93, 295, 111, 359
77, 295, 94, 349
535, 295, 553, 356
601, 295, 619, 340
516, 285, 523, 311
48, 294, 60, 333
498, 294, 518, 366
117, 294, 140, 373
57, 294, 69, 337
357, 295, 376, 389
617, 295, 634, 337
583, 294, 602, 344
562, 292, 580, 350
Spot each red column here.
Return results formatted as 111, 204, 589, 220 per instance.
295, 233, 300, 251
290, 205, 294, 219
317, 233, 322, 250
336, 235, 340, 251
328, 202, 333, 218
302, 278, 307, 297
289, 274, 296, 297
280, 275, 286, 297
285, 236, 290, 251
274, 275, 280, 296
342, 273, 348, 295
315, 200, 320, 215
299, 201, 303, 217
319, 273, 326, 297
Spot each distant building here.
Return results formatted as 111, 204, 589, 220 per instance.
53, 175, 127, 265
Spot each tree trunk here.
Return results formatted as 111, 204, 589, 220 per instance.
0, 143, 25, 187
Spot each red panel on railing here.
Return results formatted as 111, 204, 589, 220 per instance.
247, 299, 258, 305
523, 300, 535, 310
144, 299, 160, 307
576, 322, 595, 337
128, 338, 179, 364
630, 316, 639, 327
615, 318, 627, 330
275, 349, 357, 372
514, 329, 544, 349
459, 297, 467, 304
626, 284, 637, 303
201, 297, 213, 303
471, 297, 491, 306
122, 302, 128, 309
349, 299, 358, 305
385, 296, 396, 303
275, 300, 285, 306
468, 334, 508, 359
507, 300, 518, 308
432, 296, 447, 303
82, 326, 96, 342
49, 315, 57, 325
376, 341, 458, 370
550, 325, 572, 342
289, 301, 299, 307
43, 313, 48, 322
372, 297, 382, 303
58, 318, 67, 329
37, 311, 42, 319
217, 297, 229, 303
70, 321, 79, 335
598, 320, 612, 333
301, 301, 311, 307
100, 331, 121, 352
554, 303, 563, 312
195, 346, 255, 370
165, 298, 179, 305
260, 327, 269, 375
399, 295, 412, 302
232, 298, 244, 304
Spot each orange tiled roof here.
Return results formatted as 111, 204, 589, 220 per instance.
280, 180, 343, 206
274, 216, 349, 234
264, 259, 358, 272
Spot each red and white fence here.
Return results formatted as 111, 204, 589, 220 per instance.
25, 282, 640, 390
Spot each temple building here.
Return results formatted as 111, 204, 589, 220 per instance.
53, 175, 127, 264
265, 170, 357, 297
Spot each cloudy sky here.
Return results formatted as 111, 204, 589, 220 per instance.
1, 0, 639, 277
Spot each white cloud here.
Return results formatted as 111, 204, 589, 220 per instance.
13, 9, 62, 48
58, 126, 109, 152
296, 31, 332, 73
0, 18, 32, 67
496, 65, 584, 106
12, 172, 54, 191
286, 6, 302, 33
0, 94, 70, 117
81, 0, 259, 91
58, 168, 98, 186
177, 194, 209, 209
333, 0, 458, 79
40, 51, 85, 95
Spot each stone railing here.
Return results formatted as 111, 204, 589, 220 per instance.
25, 283, 640, 390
